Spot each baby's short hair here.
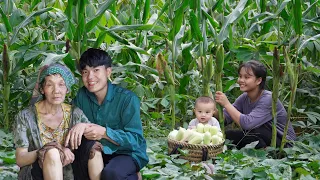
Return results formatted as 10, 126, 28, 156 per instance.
195, 96, 215, 106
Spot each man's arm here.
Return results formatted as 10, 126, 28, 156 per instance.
106, 95, 145, 152
84, 95, 145, 153
83, 124, 119, 146
72, 88, 145, 152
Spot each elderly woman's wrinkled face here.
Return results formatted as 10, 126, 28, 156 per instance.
41, 74, 68, 105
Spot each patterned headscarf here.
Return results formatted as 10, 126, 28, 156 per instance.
29, 63, 76, 105
39, 63, 76, 91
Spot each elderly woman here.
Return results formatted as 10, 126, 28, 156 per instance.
14, 63, 103, 180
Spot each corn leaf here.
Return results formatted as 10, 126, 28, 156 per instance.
201, 8, 219, 28
292, 0, 302, 35
172, 25, 185, 62
168, 0, 189, 40
189, 9, 203, 41
86, 0, 116, 32
0, 7, 12, 32
298, 34, 320, 53
302, 0, 318, 17
65, 0, 73, 20
107, 24, 167, 32
134, 0, 142, 20
212, 0, 224, 12
10, 7, 53, 45
218, 0, 248, 43
98, 25, 129, 45
142, 0, 150, 24
94, 31, 108, 48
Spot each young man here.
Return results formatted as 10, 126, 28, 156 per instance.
66, 48, 148, 179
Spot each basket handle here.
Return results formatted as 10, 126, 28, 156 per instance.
169, 144, 183, 155
202, 147, 208, 161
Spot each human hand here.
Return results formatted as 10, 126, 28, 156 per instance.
62, 147, 74, 166
84, 124, 106, 141
215, 91, 231, 107
65, 123, 88, 150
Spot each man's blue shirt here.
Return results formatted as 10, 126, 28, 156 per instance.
73, 81, 149, 169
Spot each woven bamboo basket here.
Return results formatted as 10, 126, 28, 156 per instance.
167, 138, 224, 162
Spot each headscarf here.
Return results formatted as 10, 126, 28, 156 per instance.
39, 63, 76, 91
29, 63, 76, 105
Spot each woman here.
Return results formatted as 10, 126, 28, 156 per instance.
14, 63, 103, 180
214, 60, 296, 149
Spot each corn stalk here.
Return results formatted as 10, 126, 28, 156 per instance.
66, 0, 116, 66
271, 47, 280, 147
156, 53, 176, 129
2, 44, 10, 130
280, 47, 298, 151
279, 0, 302, 151
215, 45, 225, 133
202, 56, 214, 96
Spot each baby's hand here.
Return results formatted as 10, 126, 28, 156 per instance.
188, 125, 196, 130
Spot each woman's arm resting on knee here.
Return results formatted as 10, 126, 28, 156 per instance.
16, 147, 37, 167
62, 147, 74, 166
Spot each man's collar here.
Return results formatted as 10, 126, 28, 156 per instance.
105, 81, 114, 102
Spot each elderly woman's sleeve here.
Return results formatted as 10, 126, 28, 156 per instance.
72, 107, 90, 124
14, 111, 30, 148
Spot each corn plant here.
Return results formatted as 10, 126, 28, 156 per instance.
280, 47, 299, 151
202, 56, 214, 96
215, 45, 225, 133
1, 44, 10, 130
64, 0, 117, 66
0, 0, 318, 137
0, 3, 52, 130
156, 53, 175, 129
271, 47, 280, 148
279, 0, 302, 151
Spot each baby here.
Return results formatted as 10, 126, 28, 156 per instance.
188, 96, 221, 130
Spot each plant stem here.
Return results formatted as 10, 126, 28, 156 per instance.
280, 45, 298, 151
2, 44, 10, 130
215, 45, 225, 133
271, 47, 280, 148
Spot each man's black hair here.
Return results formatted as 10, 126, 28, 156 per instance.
79, 48, 112, 70
238, 60, 267, 90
